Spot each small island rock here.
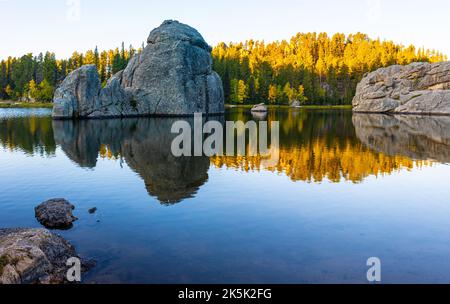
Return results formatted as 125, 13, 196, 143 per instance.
290, 100, 301, 107
251, 103, 268, 113
35, 198, 78, 229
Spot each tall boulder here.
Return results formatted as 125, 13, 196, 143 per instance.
352, 61, 450, 115
52, 20, 224, 119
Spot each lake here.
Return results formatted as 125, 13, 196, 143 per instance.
0, 107, 449, 283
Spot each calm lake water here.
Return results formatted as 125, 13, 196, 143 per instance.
0, 107, 449, 284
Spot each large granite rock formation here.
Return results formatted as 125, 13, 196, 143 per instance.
52, 20, 224, 119
353, 114, 450, 163
353, 62, 450, 115
0, 228, 89, 284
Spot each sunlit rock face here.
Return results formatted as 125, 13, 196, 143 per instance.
52, 118, 210, 204
353, 114, 450, 163
353, 62, 450, 115
52, 20, 224, 119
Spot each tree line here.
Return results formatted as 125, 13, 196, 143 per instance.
0, 42, 141, 102
0, 32, 447, 104
212, 32, 447, 105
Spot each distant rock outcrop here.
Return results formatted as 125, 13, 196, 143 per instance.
251, 103, 268, 113
290, 100, 301, 107
353, 61, 450, 115
52, 20, 224, 118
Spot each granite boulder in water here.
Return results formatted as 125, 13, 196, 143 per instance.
52, 20, 224, 118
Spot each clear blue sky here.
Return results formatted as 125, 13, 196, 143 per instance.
1, 0, 449, 59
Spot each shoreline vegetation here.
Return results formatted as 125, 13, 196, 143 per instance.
225, 104, 353, 110
0, 100, 352, 110
0, 101, 53, 108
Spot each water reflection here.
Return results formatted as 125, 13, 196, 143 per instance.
53, 118, 210, 205
0, 111, 55, 156
215, 109, 438, 183
0, 108, 448, 203
353, 114, 450, 163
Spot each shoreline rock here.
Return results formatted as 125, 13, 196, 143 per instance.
52, 20, 225, 119
251, 103, 268, 113
0, 228, 90, 284
289, 100, 301, 108
352, 61, 450, 115
35, 199, 78, 230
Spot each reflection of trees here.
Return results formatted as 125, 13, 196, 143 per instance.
212, 139, 427, 183
0, 116, 55, 156
2, 108, 445, 191
215, 109, 434, 183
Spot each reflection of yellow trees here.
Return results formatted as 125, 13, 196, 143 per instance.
211, 139, 432, 183
99, 144, 119, 160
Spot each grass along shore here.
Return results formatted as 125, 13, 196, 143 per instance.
226, 104, 353, 110
0, 101, 53, 109
0, 101, 352, 111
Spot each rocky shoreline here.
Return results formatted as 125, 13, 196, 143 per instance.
0, 199, 94, 284
353, 61, 450, 115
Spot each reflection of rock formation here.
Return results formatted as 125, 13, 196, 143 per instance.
53, 118, 210, 204
353, 114, 450, 163
120, 119, 210, 205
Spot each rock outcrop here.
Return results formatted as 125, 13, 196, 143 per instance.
353, 114, 450, 163
35, 199, 78, 229
52, 20, 224, 119
290, 100, 301, 107
353, 61, 450, 115
0, 228, 86, 284
251, 103, 268, 113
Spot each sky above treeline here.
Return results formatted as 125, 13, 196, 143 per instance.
1, 0, 449, 59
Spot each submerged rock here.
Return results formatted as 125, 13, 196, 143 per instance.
353, 61, 450, 115
251, 103, 268, 113
0, 228, 86, 284
52, 20, 224, 119
35, 199, 78, 229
